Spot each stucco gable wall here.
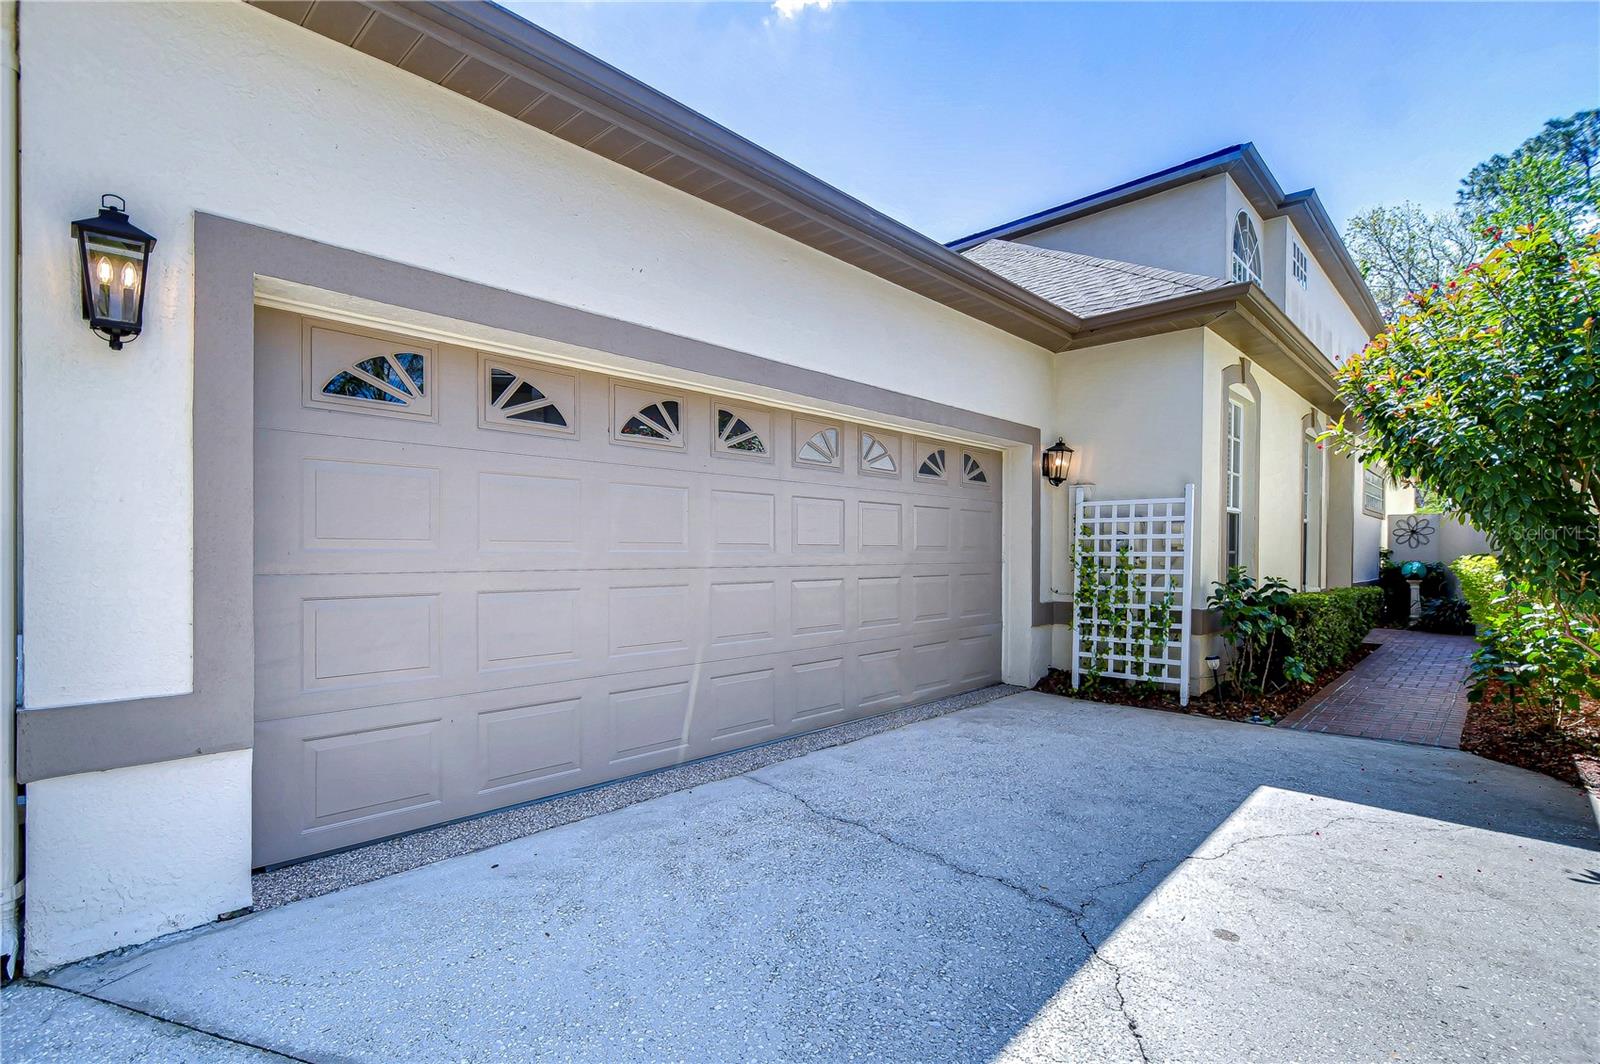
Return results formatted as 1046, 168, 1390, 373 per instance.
19, 0, 1053, 710
1015, 176, 1231, 280
1276, 217, 1372, 366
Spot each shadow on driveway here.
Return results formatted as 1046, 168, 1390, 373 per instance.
11, 692, 1599, 1063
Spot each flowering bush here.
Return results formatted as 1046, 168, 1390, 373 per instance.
1328, 152, 1599, 661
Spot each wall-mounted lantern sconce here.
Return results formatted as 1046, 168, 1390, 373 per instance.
71, 194, 157, 351
1041, 438, 1075, 486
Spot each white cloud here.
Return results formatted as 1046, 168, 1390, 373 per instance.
771, 0, 834, 21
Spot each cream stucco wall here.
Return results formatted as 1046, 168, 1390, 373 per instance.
22, 750, 253, 974
1045, 330, 1207, 667
1018, 176, 1230, 279
1275, 217, 1369, 366
20, 0, 1055, 711
1199, 331, 1338, 595
1047, 330, 1207, 595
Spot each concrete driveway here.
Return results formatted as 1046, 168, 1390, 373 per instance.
7, 692, 1599, 1063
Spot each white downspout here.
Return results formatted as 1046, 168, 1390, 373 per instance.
1, 0, 21, 981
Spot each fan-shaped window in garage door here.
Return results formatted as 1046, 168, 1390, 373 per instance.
715, 406, 769, 457
794, 417, 842, 468
962, 453, 988, 484
613, 384, 685, 447
306, 321, 434, 420
916, 445, 947, 481
860, 431, 898, 476
481, 358, 576, 435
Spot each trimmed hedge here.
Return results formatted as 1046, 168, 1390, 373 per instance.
1278, 586, 1383, 677
1453, 554, 1509, 630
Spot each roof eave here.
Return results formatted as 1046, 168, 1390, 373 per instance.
248, 0, 1081, 348
1065, 283, 1346, 410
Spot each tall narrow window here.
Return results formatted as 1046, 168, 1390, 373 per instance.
1302, 430, 1324, 590
1231, 211, 1262, 284
1292, 243, 1309, 289
1226, 398, 1245, 571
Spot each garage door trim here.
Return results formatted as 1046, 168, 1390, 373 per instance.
15, 215, 1047, 785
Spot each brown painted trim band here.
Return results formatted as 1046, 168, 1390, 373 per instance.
17, 214, 1052, 782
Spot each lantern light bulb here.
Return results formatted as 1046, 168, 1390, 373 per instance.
96, 258, 113, 284
121, 263, 137, 288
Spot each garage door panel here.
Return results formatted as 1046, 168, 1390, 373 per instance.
790, 656, 848, 725
857, 574, 904, 632
253, 705, 451, 866
253, 309, 1006, 864
606, 679, 692, 768
476, 587, 582, 671
857, 500, 904, 553
477, 471, 584, 555
852, 644, 905, 710
257, 564, 1003, 722
704, 667, 779, 743
709, 488, 777, 554
912, 504, 953, 554
708, 579, 777, 648
911, 637, 955, 698
475, 696, 585, 796
301, 593, 442, 691
912, 573, 953, 625
791, 494, 846, 554
959, 504, 1001, 555
260, 429, 980, 577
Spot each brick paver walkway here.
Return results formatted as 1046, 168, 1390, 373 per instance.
1279, 628, 1478, 748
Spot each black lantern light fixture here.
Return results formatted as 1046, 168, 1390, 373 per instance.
71, 194, 157, 351
1041, 438, 1075, 486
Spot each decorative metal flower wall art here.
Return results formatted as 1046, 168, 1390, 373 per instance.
1392, 514, 1436, 549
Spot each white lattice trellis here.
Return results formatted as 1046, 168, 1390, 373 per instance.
1070, 485, 1195, 705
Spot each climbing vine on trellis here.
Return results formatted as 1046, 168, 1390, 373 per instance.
1070, 487, 1195, 704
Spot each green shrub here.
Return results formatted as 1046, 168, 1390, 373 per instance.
1453, 554, 1509, 629
1452, 553, 1599, 721
1418, 597, 1474, 634
1208, 569, 1304, 694
1278, 586, 1383, 676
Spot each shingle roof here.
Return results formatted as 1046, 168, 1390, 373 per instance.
960, 239, 1234, 318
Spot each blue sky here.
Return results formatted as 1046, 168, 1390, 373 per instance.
503, 1, 1598, 243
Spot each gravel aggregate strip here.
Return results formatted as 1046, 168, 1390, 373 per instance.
252, 683, 1022, 910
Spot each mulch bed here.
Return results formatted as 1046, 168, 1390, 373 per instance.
1459, 686, 1600, 789
1033, 642, 1380, 726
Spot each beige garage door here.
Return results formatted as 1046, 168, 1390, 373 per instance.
251, 310, 1003, 865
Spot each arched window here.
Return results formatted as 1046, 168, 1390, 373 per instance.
1231, 210, 1262, 284
715, 407, 768, 456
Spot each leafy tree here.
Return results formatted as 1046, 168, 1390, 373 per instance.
1344, 110, 1597, 323
1328, 150, 1600, 658
1459, 109, 1598, 222
1344, 202, 1480, 322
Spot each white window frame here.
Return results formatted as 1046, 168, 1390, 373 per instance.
1292, 243, 1309, 289
1362, 467, 1386, 518
1301, 428, 1325, 591
1225, 397, 1245, 572
1231, 210, 1262, 284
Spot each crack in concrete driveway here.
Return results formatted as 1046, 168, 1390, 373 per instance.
6, 692, 1597, 1063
